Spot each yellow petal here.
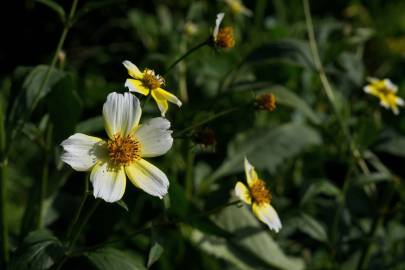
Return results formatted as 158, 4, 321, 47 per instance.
123, 60, 143, 79
153, 88, 182, 107
235, 181, 252, 204
151, 90, 169, 117
244, 157, 258, 187
252, 203, 282, 232
125, 79, 150, 96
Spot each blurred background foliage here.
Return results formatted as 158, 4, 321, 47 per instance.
1, 0, 405, 269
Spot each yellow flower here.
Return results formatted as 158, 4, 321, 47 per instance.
212, 13, 235, 48
254, 93, 277, 112
61, 92, 173, 202
234, 158, 282, 232
225, 0, 252, 17
364, 77, 404, 115
123, 60, 182, 117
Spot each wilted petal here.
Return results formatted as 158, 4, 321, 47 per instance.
125, 79, 150, 96
213, 13, 225, 40
123, 60, 143, 79
252, 203, 282, 232
235, 181, 252, 205
244, 157, 258, 187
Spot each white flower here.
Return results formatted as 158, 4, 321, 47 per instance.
234, 158, 282, 232
61, 92, 173, 202
224, 0, 253, 17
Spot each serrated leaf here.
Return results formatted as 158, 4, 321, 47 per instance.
23, 65, 65, 110
269, 86, 321, 124
190, 205, 305, 270
246, 39, 314, 69
300, 181, 340, 205
85, 247, 147, 270
35, 0, 66, 23
208, 122, 321, 183
9, 230, 64, 270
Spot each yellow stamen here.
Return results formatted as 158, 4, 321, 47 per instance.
216, 27, 235, 48
250, 179, 272, 205
142, 69, 165, 90
107, 134, 141, 166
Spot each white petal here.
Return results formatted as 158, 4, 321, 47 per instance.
244, 157, 258, 187
103, 92, 141, 138
252, 203, 282, 232
384, 79, 398, 93
60, 133, 106, 171
213, 12, 225, 39
90, 162, 126, 203
134, 117, 173, 157
125, 159, 169, 199
123, 60, 143, 78
396, 97, 404, 106
235, 181, 252, 204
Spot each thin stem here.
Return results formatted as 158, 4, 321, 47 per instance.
66, 174, 89, 241
7, 0, 80, 155
174, 107, 239, 137
302, 0, 369, 175
164, 40, 208, 76
356, 182, 396, 270
185, 140, 195, 198
0, 159, 9, 269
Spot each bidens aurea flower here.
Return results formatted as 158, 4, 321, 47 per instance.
61, 92, 173, 202
235, 158, 282, 232
212, 13, 235, 49
123, 60, 182, 117
364, 77, 404, 115
225, 0, 252, 17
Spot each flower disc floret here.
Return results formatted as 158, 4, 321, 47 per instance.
250, 179, 272, 205
108, 134, 141, 166
142, 69, 165, 90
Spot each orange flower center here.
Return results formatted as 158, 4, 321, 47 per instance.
142, 69, 165, 90
255, 93, 277, 112
250, 179, 272, 205
216, 27, 235, 48
107, 134, 141, 166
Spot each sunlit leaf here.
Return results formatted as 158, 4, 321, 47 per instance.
85, 247, 147, 270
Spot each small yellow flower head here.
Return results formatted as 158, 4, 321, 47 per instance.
225, 0, 253, 17
212, 13, 235, 49
363, 77, 404, 115
254, 93, 277, 112
234, 158, 282, 232
184, 21, 198, 37
123, 60, 182, 117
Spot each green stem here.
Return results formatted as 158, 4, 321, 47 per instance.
7, 0, 80, 155
185, 140, 195, 198
36, 124, 53, 229
174, 107, 239, 138
0, 159, 9, 269
68, 199, 100, 251
66, 174, 89, 241
356, 182, 396, 270
164, 40, 208, 75
302, 0, 369, 175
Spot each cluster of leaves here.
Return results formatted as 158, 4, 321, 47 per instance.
1, 0, 405, 269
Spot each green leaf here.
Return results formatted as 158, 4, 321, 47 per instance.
47, 74, 82, 143
85, 247, 147, 270
291, 213, 328, 243
75, 116, 104, 134
116, 199, 129, 212
270, 86, 321, 124
9, 230, 64, 270
190, 205, 305, 270
147, 240, 164, 268
23, 65, 65, 110
300, 180, 340, 205
375, 136, 405, 157
208, 122, 321, 182
246, 39, 314, 69
35, 0, 66, 23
